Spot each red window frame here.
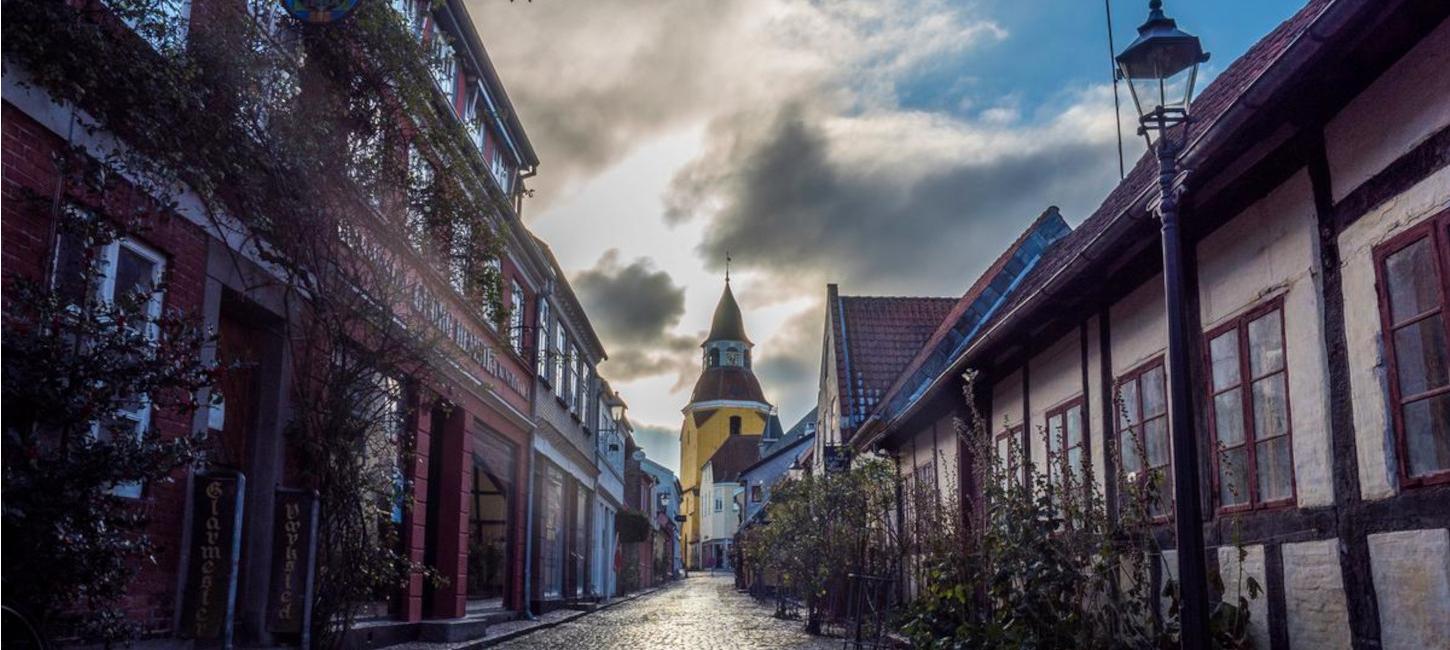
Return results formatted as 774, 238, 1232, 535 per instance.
1045, 396, 1089, 493
1372, 209, 1450, 488
1202, 297, 1297, 513
1116, 357, 1172, 522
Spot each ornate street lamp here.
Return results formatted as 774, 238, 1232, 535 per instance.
1115, 2, 1211, 647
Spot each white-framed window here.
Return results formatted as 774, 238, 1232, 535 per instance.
571, 358, 582, 414
108, 0, 192, 51
483, 257, 502, 327
428, 30, 458, 111
536, 298, 551, 382
348, 126, 384, 209
449, 219, 472, 295
389, 0, 426, 39
509, 279, 525, 354
558, 330, 571, 401
53, 231, 169, 499
406, 144, 433, 250
568, 344, 581, 414
464, 87, 488, 152
490, 146, 512, 194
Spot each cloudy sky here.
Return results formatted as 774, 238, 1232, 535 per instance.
466, 0, 1303, 472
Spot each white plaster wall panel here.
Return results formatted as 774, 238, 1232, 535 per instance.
990, 367, 1024, 435
1195, 170, 1334, 507
1325, 20, 1450, 203
1339, 166, 1450, 499
1028, 330, 1082, 475
1110, 274, 1168, 376
1085, 315, 1108, 491
1368, 528, 1450, 650
1217, 545, 1270, 650
1281, 538, 1351, 650
933, 415, 961, 498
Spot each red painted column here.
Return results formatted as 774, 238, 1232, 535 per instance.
403, 400, 432, 623
428, 407, 468, 619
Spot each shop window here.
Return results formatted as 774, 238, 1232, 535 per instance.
1205, 300, 1295, 510
1373, 212, 1450, 486
1117, 359, 1171, 520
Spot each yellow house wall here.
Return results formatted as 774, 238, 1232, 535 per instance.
678, 405, 767, 567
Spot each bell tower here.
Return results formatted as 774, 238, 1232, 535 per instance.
678, 276, 771, 569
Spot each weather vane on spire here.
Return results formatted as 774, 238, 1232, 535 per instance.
725, 251, 732, 283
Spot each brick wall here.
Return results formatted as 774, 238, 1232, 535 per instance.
2, 100, 212, 633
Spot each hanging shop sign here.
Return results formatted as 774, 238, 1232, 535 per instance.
179, 472, 246, 646
266, 489, 319, 646
279, 0, 361, 23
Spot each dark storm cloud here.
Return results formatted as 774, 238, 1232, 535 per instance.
466, 0, 756, 203
573, 250, 686, 346
572, 251, 700, 383
665, 103, 1126, 298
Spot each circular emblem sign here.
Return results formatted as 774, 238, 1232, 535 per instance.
280, 0, 361, 23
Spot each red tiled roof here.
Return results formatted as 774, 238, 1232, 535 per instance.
856, 0, 1337, 444
706, 434, 762, 482
690, 366, 769, 405
832, 293, 956, 423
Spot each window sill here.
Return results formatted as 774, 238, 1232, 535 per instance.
1401, 470, 1450, 489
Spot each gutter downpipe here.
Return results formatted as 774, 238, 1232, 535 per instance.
856, 0, 1354, 451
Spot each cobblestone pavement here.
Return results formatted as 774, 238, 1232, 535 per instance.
494, 573, 839, 649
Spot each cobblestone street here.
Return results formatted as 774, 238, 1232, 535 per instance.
495, 574, 838, 649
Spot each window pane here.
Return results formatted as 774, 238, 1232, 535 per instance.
1404, 394, 1450, 478
1218, 446, 1249, 507
1067, 446, 1084, 480
1256, 434, 1294, 501
1148, 467, 1172, 518
1248, 309, 1285, 376
1210, 332, 1240, 390
1118, 381, 1140, 430
1120, 430, 1141, 474
1385, 238, 1442, 323
1048, 414, 1064, 447
115, 246, 157, 300
1251, 373, 1290, 440
1214, 390, 1245, 447
1065, 405, 1083, 449
1144, 417, 1170, 469
1393, 316, 1450, 397
53, 231, 90, 305
1142, 366, 1167, 418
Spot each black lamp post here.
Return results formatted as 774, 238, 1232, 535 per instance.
1115, 2, 1211, 647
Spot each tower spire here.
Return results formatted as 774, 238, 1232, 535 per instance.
725, 251, 731, 283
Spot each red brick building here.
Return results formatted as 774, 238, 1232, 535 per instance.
2, 0, 560, 645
